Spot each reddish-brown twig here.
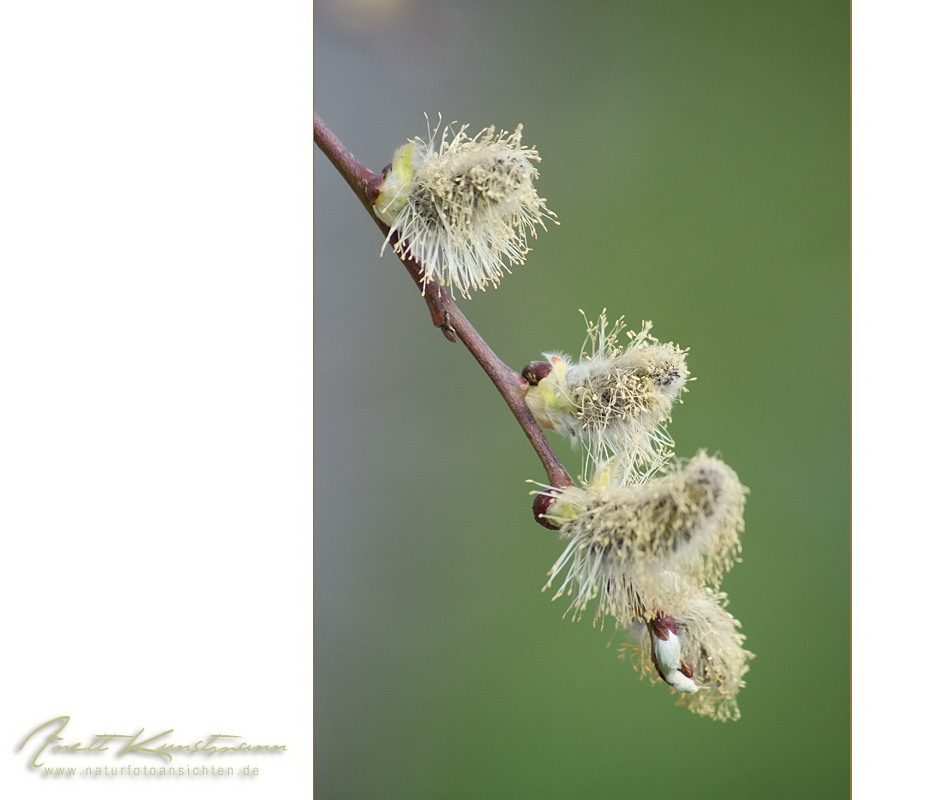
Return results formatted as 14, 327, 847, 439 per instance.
314, 112, 574, 495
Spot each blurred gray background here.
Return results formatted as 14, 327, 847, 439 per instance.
316, 1, 848, 797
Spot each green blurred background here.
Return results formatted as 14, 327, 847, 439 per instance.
316, 1, 848, 797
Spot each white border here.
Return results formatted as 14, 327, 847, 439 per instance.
0, 3, 312, 797
853, 2, 950, 795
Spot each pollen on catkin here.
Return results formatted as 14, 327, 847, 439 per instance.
524, 311, 689, 475
374, 119, 556, 299
540, 451, 747, 626
626, 588, 754, 721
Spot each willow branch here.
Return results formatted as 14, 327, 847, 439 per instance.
314, 112, 574, 493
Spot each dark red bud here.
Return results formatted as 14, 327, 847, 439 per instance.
522, 361, 553, 386
650, 613, 679, 641
533, 492, 561, 530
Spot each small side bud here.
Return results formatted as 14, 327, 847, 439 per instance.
533, 492, 561, 530
522, 360, 553, 386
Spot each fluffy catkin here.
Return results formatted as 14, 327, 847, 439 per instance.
542, 451, 747, 625
524, 313, 688, 474
374, 121, 555, 298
